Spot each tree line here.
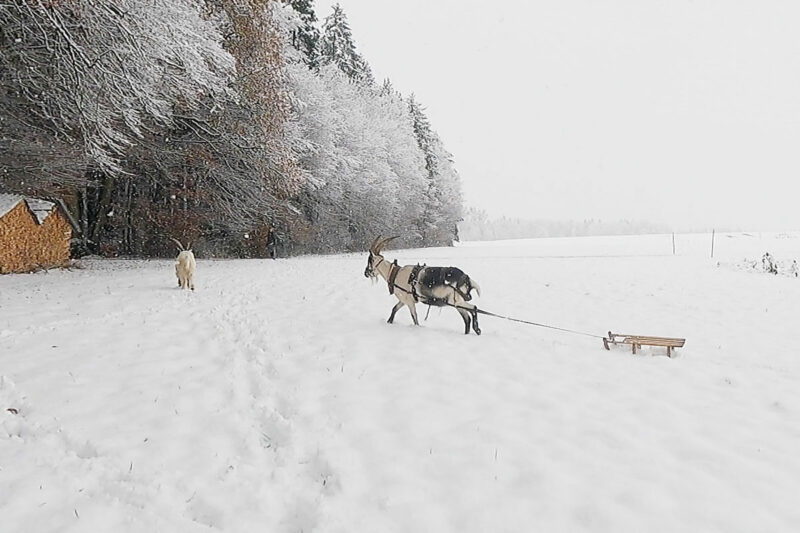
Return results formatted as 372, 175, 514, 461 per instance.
459, 207, 671, 241
0, 0, 463, 257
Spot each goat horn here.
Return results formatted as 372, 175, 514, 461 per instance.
169, 238, 185, 251
375, 235, 399, 254
369, 235, 383, 253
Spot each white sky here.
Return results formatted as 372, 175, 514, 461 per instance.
317, 1, 800, 230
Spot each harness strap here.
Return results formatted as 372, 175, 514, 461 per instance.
392, 280, 430, 305
408, 264, 425, 302
387, 260, 400, 295
393, 278, 460, 309
387, 263, 470, 307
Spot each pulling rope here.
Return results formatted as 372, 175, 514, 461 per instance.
471, 307, 605, 339
405, 285, 603, 340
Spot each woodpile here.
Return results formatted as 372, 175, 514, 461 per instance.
0, 195, 71, 274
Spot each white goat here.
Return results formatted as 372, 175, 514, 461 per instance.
171, 238, 196, 291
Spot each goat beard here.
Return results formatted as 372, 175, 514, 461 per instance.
370, 275, 379, 286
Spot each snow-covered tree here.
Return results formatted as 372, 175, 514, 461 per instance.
0, 0, 235, 184
0, 0, 245, 253
270, 5, 424, 251
1, 0, 463, 257
122, 0, 304, 255
0, 0, 308, 256
407, 95, 463, 246
318, 4, 374, 85
380, 78, 399, 98
282, 0, 321, 68
283, 62, 427, 251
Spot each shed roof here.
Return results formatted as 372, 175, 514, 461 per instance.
0, 194, 22, 219
0, 194, 57, 224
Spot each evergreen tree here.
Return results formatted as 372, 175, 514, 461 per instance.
408, 95, 438, 177
407, 94, 463, 246
283, 0, 320, 68
380, 77, 398, 98
319, 4, 374, 85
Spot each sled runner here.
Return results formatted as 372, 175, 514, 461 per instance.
603, 331, 686, 357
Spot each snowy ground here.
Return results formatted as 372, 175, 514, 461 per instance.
1, 232, 799, 532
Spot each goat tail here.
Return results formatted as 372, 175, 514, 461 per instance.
470, 278, 482, 297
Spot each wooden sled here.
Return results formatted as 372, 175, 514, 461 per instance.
603, 331, 685, 357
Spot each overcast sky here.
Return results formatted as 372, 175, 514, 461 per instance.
316, 1, 800, 231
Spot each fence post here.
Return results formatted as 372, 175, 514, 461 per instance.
711, 229, 715, 258
672, 232, 676, 255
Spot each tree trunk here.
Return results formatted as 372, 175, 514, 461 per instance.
88, 175, 116, 250
78, 188, 90, 253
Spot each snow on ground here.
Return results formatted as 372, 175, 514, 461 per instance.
1, 232, 799, 532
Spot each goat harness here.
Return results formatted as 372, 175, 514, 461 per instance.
374, 253, 469, 306
387, 261, 427, 300
387, 260, 400, 295
383, 259, 474, 307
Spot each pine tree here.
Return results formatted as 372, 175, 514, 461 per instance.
283, 0, 320, 68
407, 94, 462, 246
408, 95, 438, 177
379, 77, 397, 98
319, 4, 374, 85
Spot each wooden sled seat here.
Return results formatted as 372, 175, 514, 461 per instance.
603, 331, 686, 357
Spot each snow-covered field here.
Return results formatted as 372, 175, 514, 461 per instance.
2, 232, 799, 532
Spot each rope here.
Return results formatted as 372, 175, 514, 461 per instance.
471, 307, 605, 339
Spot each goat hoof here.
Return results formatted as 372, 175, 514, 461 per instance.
474, 328, 482, 335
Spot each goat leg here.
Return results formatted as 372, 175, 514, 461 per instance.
458, 308, 471, 334
471, 308, 481, 335
388, 301, 403, 323
408, 303, 420, 325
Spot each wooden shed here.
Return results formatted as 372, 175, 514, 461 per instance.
0, 194, 71, 274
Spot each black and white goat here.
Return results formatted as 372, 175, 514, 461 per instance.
364, 236, 482, 335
